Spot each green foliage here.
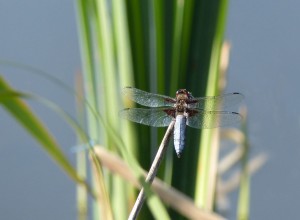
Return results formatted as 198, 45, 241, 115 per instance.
76, 0, 231, 219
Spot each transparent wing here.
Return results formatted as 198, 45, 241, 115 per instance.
187, 110, 242, 129
119, 108, 174, 127
123, 87, 175, 107
188, 93, 244, 111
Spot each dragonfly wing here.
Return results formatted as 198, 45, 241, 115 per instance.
188, 93, 244, 111
186, 110, 242, 129
123, 87, 175, 107
119, 108, 174, 127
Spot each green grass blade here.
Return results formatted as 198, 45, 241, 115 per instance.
126, 0, 149, 89
75, 0, 100, 140
94, 0, 128, 218
195, 0, 229, 210
237, 110, 250, 220
237, 172, 250, 220
125, 2, 152, 191
75, 75, 88, 220
153, 0, 165, 92
147, 196, 170, 220
170, 0, 185, 92
112, 0, 139, 213
95, 0, 119, 132
76, 0, 111, 218
0, 76, 87, 186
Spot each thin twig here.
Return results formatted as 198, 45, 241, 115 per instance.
93, 146, 225, 220
128, 120, 175, 220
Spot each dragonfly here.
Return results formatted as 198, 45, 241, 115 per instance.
120, 87, 243, 158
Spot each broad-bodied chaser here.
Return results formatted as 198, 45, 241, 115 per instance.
120, 87, 243, 157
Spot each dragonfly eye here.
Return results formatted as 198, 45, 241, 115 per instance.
176, 89, 188, 95
176, 90, 181, 95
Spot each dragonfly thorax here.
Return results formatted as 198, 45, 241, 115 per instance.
175, 89, 193, 114
175, 99, 188, 113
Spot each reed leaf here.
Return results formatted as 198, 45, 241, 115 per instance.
237, 108, 250, 220
195, 0, 230, 210
0, 77, 88, 187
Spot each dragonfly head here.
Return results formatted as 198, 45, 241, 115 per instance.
176, 89, 193, 99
